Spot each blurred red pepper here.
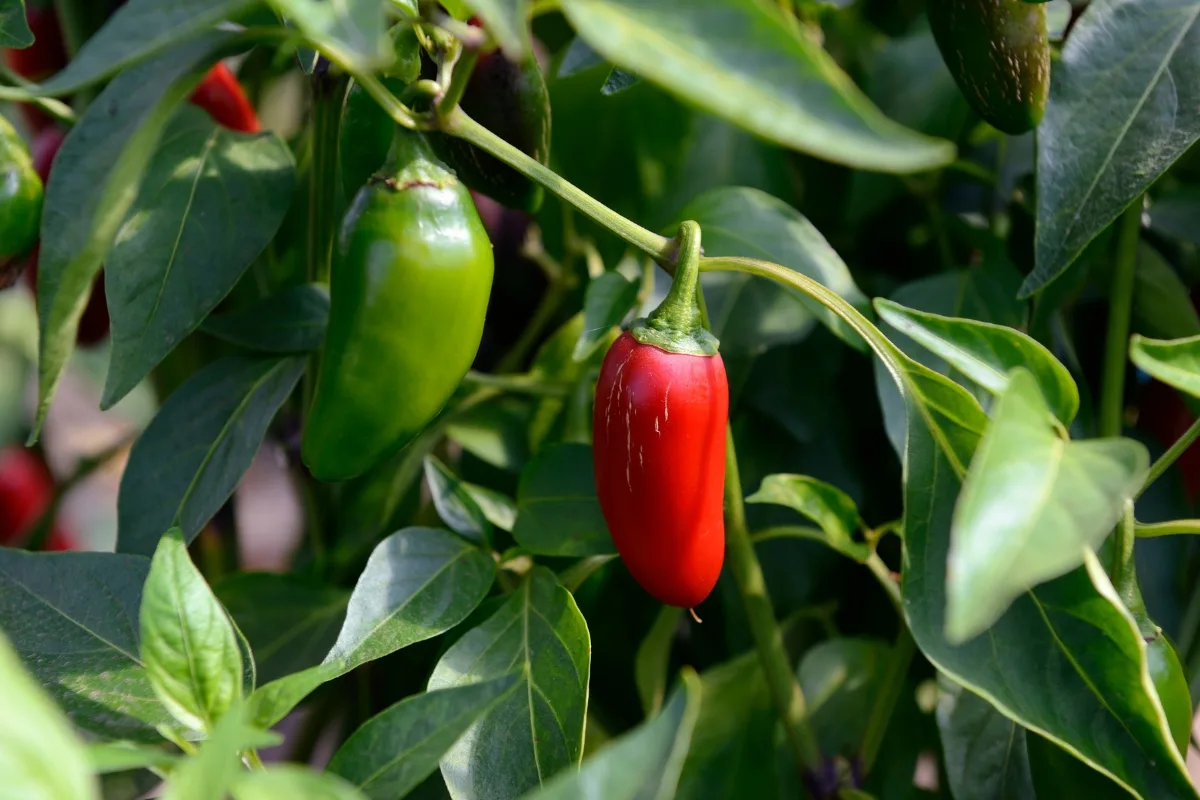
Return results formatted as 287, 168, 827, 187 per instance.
189, 63, 260, 133
0, 447, 74, 551
2, 3, 67, 134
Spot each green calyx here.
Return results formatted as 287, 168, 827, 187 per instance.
630, 221, 719, 357
375, 127, 456, 192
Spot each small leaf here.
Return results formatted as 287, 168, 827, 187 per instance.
875, 299, 1079, 424
462, 483, 517, 532
103, 108, 297, 406
573, 272, 638, 362
635, 606, 682, 717
87, 742, 179, 775
1133, 244, 1200, 340
947, 369, 1149, 642
1131, 334, 1200, 399
557, 36, 605, 77
424, 455, 493, 546
512, 442, 614, 556
558, 0, 954, 172
0, 630, 99, 800
798, 638, 890, 756
459, 0, 531, 61
601, 67, 639, 95
162, 703, 279, 800
522, 669, 701, 800
429, 567, 590, 800
117, 355, 306, 556
0, 0, 33, 48
327, 677, 519, 799
200, 284, 330, 353
269, 0, 393, 73
936, 676, 1035, 800
141, 529, 243, 733
746, 474, 869, 562
232, 766, 368, 800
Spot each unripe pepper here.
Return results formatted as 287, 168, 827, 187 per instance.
302, 130, 495, 481
189, 63, 260, 133
592, 222, 728, 608
928, 0, 1049, 135
0, 115, 43, 271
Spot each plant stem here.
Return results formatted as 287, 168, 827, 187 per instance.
1099, 201, 1142, 438
462, 371, 571, 396
0, 67, 76, 124
860, 627, 915, 774
1135, 519, 1200, 537
1139, 416, 1200, 498
494, 274, 573, 374
443, 109, 672, 261
435, 43, 477, 121
722, 427, 821, 771
865, 552, 903, 616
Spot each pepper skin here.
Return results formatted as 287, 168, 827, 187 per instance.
0, 116, 43, 268
189, 63, 261, 134
928, 0, 1049, 135
0, 447, 74, 551
302, 132, 494, 481
3, 3, 67, 134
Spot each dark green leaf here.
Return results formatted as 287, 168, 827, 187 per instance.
1027, 733, 1132, 798
522, 669, 701, 800
746, 474, 869, 562
328, 677, 520, 799
33, 35, 232, 439
200, 284, 330, 353
215, 573, 348, 685
424, 456, 493, 547
0, 0, 32, 48
102, 109, 296, 406
117, 355, 305, 556
601, 67, 639, 95
936, 676, 1034, 800
1030, 0, 1200, 294
948, 368, 1149, 642
798, 638, 890, 756
1131, 334, 1200, 398
512, 443, 614, 556
462, 482, 517, 533
269, 0, 392, 72
232, 766, 368, 800
635, 606, 682, 717
250, 528, 495, 726
459, 0, 530, 61
141, 529, 243, 733
557, 37, 605, 77
1149, 186, 1200, 246
429, 567, 590, 800
0, 630, 99, 799
87, 742, 179, 775
557, 0, 954, 172
161, 703, 278, 800
1133, 244, 1200, 340
573, 272, 638, 362
0, 549, 171, 741
875, 299, 1079, 424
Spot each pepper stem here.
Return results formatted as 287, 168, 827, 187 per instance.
630, 221, 719, 356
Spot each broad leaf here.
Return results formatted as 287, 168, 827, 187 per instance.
232, 766, 368, 800
936, 676, 1035, 800
875, 299, 1078, 424
798, 638, 890, 756
0, 630, 99, 800
522, 669, 701, 800
269, 0, 393, 73
215, 573, 348, 685
429, 567, 590, 800
424, 456, 492, 546
141, 529, 243, 733
460, 0, 530, 61
118, 355, 305, 556
0, 0, 32, 48
161, 703, 279, 800
328, 677, 520, 799
574, 271, 638, 362
1133, 244, 1200, 340
33, 36, 232, 440
250, 528, 495, 726
200, 284, 330, 353
462, 483, 517, 533
0, 549, 171, 740
948, 369, 1149, 642
635, 605, 682, 717
1131, 334, 1200, 398
512, 443, 614, 556
1031, 0, 1200, 294
746, 474, 869, 562
103, 108, 296, 406
557, 0, 954, 172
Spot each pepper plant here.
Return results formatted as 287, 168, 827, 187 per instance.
2, 0, 1200, 798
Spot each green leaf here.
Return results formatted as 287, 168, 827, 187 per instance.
87, 742, 179, 775
232, 766, 368, 800
601, 66, 639, 95
117, 355, 306, 556
745, 474, 870, 562
635, 606, 682, 717
1149, 186, 1200, 246
874, 299, 1079, 425
573, 272, 638, 362
162, 702, 278, 800
0, 0, 32, 48
200, 284, 330, 353
947, 369, 1149, 642
429, 567, 590, 800
936, 676, 1034, 800
680, 187, 870, 350
0, 630, 99, 800
33, 35, 232, 440
269, 0, 393, 73
328, 677, 520, 799
446, 397, 531, 472
798, 638, 890, 756
521, 669, 701, 800
423, 455, 493, 546
557, 0, 954, 172
462, 482, 518, 533
460, 0, 531, 61
1027, 733, 1132, 798
37, 1, 252, 95
0, 549, 172, 741
1133, 244, 1200, 340
141, 529, 243, 733
1030, 0, 1200, 294
215, 573, 348, 685
102, 109, 296, 407
1131, 333, 1200, 398
250, 527, 495, 726
512, 442, 614, 556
